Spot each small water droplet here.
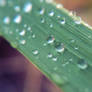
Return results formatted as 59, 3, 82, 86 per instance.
3, 16, 10, 24
51, 73, 65, 85
39, 8, 45, 15
40, 0, 43, 3
55, 43, 64, 53
74, 17, 82, 24
52, 57, 57, 61
14, 6, 20, 12
19, 30, 26, 36
33, 50, 39, 55
77, 59, 88, 70
27, 27, 31, 31
23, 2, 32, 13
47, 53, 53, 58
49, 11, 54, 17
60, 18, 66, 24
46, 0, 53, 3
13, 15, 22, 24
32, 34, 36, 38
24, 24, 27, 28
20, 40, 26, 45
47, 35, 55, 44
41, 18, 45, 23
50, 24, 53, 28
56, 4, 63, 9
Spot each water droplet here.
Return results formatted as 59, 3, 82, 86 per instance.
23, 2, 32, 13
40, 0, 43, 3
41, 18, 45, 23
0, 0, 6, 6
24, 24, 27, 28
19, 30, 26, 36
3, 16, 10, 24
47, 53, 53, 58
47, 35, 55, 44
27, 27, 31, 31
50, 24, 53, 28
14, 6, 20, 12
51, 73, 64, 85
46, 0, 53, 3
33, 50, 39, 55
32, 34, 36, 38
56, 4, 63, 9
55, 43, 64, 53
60, 18, 66, 24
39, 8, 45, 15
49, 11, 54, 17
20, 40, 26, 45
13, 15, 22, 24
74, 17, 82, 24
52, 57, 57, 61
77, 59, 88, 70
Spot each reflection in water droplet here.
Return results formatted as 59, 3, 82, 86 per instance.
14, 6, 20, 12
77, 59, 88, 70
32, 34, 36, 38
23, 2, 32, 13
49, 11, 54, 17
33, 50, 39, 55
47, 35, 55, 44
39, 8, 45, 15
19, 30, 26, 36
3, 16, 10, 24
55, 43, 64, 53
13, 15, 22, 24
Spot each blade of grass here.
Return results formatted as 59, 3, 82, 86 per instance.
0, 0, 92, 92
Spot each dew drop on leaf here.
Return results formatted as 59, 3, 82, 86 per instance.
55, 43, 64, 53
33, 50, 39, 55
19, 30, 26, 36
77, 59, 88, 70
47, 35, 55, 44
23, 2, 32, 13
13, 15, 22, 24
49, 11, 54, 17
3, 16, 10, 24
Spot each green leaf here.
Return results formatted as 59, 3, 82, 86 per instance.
0, 0, 92, 92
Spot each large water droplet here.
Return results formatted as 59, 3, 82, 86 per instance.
47, 35, 55, 44
3, 16, 10, 24
55, 43, 64, 53
77, 59, 88, 70
13, 15, 22, 24
23, 2, 32, 13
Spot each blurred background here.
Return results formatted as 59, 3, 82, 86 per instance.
0, 0, 92, 92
